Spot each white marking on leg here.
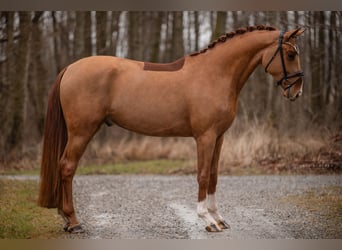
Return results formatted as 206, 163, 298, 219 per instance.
207, 193, 224, 222
197, 200, 220, 230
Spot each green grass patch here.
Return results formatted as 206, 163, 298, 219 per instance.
283, 185, 342, 238
78, 159, 193, 175
0, 160, 194, 176
0, 168, 39, 176
0, 179, 64, 239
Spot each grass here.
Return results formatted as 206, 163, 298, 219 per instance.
0, 168, 39, 176
77, 159, 194, 175
0, 179, 64, 239
283, 186, 342, 238
0, 159, 195, 176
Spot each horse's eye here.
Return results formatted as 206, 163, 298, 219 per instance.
287, 52, 296, 61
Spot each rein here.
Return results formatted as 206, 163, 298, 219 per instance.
264, 31, 304, 96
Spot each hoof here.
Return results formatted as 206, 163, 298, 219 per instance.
218, 220, 230, 229
63, 222, 70, 232
205, 223, 222, 232
65, 224, 85, 234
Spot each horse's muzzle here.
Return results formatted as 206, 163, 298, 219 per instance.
288, 90, 302, 101
282, 77, 303, 101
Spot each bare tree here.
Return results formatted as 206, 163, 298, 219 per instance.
28, 11, 47, 138
108, 11, 121, 56
73, 12, 92, 60
171, 11, 184, 60
211, 12, 227, 40
7, 12, 32, 153
96, 11, 107, 55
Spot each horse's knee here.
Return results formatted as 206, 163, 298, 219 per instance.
198, 176, 210, 189
197, 176, 210, 201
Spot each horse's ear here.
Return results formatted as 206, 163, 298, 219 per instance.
286, 28, 305, 40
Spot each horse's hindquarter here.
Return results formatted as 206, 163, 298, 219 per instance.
60, 56, 119, 132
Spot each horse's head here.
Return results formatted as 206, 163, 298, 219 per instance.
262, 28, 305, 101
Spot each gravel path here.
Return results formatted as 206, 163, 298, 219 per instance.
53, 175, 341, 239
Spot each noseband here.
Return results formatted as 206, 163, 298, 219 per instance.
264, 31, 304, 94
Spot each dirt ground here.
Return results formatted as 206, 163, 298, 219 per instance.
54, 175, 341, 239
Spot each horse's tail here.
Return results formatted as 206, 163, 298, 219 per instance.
38, 67, 68, 208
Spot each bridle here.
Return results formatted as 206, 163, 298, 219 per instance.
264, 31, 304, 96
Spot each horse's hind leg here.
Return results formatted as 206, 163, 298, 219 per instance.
207, 135, 230, 230
59, 126, 100, 233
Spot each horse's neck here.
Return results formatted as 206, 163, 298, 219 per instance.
198, 31, 279, 94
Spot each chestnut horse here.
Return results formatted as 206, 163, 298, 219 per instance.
38, 25, 305, 233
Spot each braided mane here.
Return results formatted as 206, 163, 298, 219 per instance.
190, 25, 277, 56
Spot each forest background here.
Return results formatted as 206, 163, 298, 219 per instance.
0, 11, 341, 174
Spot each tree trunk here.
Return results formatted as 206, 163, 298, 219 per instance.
171, 11, 184, 60
73, 12, 92, 59
149, 12, 163, 62
29, 11, 47, 138
128, 12, 143, 60
310, 12, 322, 120
84, 12, 92, 56
162, 12, 173, 62
211, 11, 227, 40
0, 12, 14, 159
7, 12, 32, 153
279, 11, 288, 30
194, 11, 199, 51
109, 11, 121, 55
318, 12, 326, 111
52, 11, 62, 72
332, 12, 342, 116
96, 11, 107, 55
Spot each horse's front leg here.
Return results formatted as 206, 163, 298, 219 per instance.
207, 134, 230, 230
196, 131, 222, 232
